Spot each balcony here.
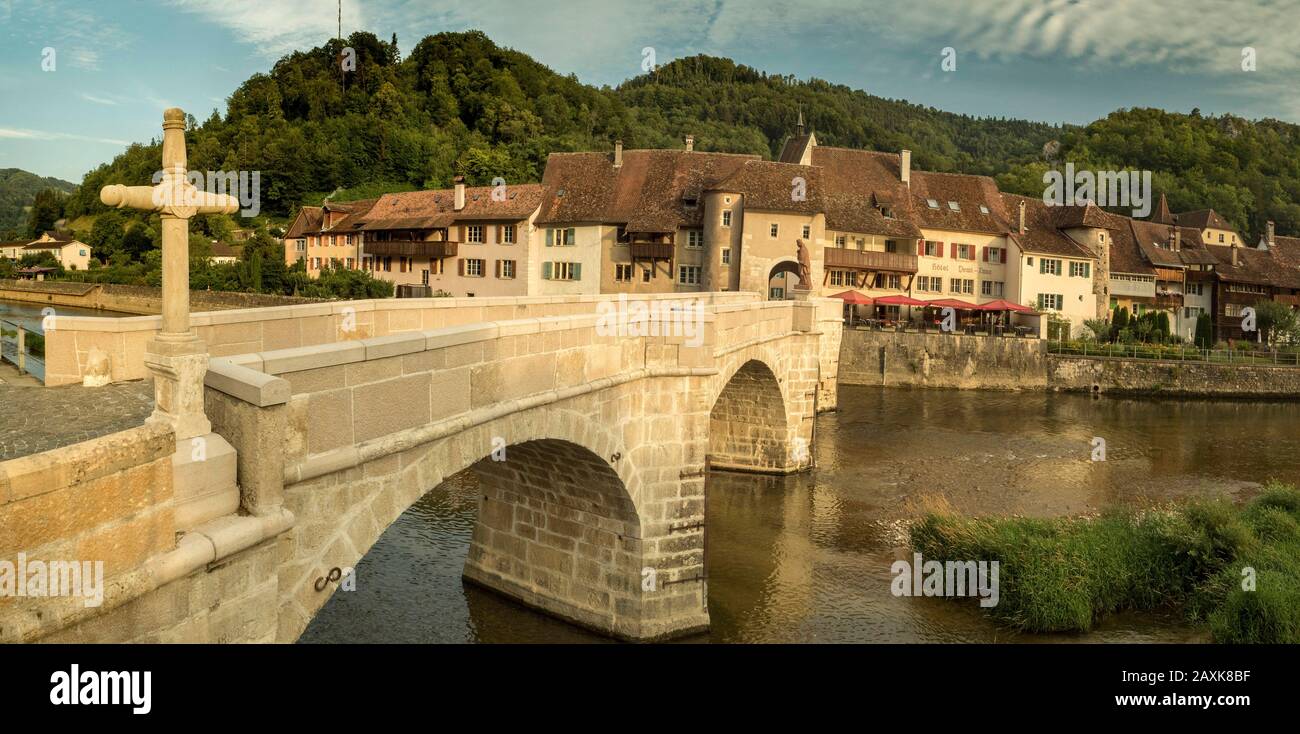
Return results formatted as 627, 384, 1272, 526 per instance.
363, 240, 458, 259
823, 247, 917, 273
1109, 277, 1156, 299
630, 241, 675, 260
1154, 293, 1184, 309
1275, 293, 1300, 307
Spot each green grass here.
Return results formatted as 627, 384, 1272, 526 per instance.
910, 483, 1300, 642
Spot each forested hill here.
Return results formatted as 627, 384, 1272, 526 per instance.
58, 30, 1300, 241
0, 168, 76, 235
60, 31, 1063, 222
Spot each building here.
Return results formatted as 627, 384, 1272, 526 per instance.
282, 199, 376, 274
18, 232, 92, 270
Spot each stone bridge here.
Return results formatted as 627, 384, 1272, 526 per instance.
1, 292, 842, 642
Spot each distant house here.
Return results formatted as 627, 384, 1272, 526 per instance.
0, 240, 30, 259
19, 232, 92, 270
208, 241, 242, 264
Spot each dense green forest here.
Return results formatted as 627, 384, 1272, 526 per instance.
16, 30, 1300, 270
0, 169, 75, 238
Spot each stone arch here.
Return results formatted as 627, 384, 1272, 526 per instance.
708, 357, 793, 473
767, 259, 803, 299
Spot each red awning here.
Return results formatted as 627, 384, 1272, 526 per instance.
873, 294, 928, 306
975, 298, 1037, 313
830, 290, 874, 305
926, 298, 978, 309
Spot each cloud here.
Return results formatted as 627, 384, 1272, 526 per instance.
0, 127, 130, 146
79, 92, 118, 106
162, 0, 364, 57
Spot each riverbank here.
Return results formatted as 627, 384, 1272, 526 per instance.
838, 329, 1300, 398
911, 483, 1300, 643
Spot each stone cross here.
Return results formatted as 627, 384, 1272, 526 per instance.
100, 107, 239, 440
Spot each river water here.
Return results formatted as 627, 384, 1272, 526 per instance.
300, 386, 1300, 644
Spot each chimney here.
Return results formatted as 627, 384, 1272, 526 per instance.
1232, 247, 1239, 267
1267, 220, 1276, 248
685, 134, 695, 152
900, 149, 911, 186
1018, 200, 1026, 235
614, 139, 623, 169
1174, 227, 1181, 251
453, 176, 465, 211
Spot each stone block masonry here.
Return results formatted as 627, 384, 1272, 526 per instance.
838, 330, 1047, 390
1048, 355, 1300, 398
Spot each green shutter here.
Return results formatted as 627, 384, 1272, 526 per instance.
565, 228, 575, 246
572, 262, 582, 280
1037, 294, 1044, 310
545, 229, 553, 247
543, 262, 552, 279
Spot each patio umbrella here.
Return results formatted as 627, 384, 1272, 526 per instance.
975, 298, 1036, 313
873, 294, 927, 306
925, 298, 978, 309
830, 290, 874, 305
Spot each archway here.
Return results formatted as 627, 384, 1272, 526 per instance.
708, 359, 792, 473
767, 260, 803, 300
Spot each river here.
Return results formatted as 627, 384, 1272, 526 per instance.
299, 385, 1300, 643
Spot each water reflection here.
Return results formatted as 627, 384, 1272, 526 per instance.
301, 387, 1299, 644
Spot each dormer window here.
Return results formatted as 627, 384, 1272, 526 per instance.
948, 201, 960, 211
879, 206, 894, 219
979, 205, 990, 214
926, 199, 939, 209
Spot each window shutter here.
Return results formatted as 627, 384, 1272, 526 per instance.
457, 259, 465, 276
546, 229, 553, 247
983, 247, 989, 263
458, 225, 466, 243
950, 243, 958, 259
1000, 248, 1007, 264
495, 259, 501, 278
573, 262, 582, 280
542, 262, 552, 280
1037, 294, 1044, 310
495, 225, 503, 243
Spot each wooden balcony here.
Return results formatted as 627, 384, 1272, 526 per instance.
363, 240, 458, 259
1275, 293, 1300, 307
823, 247, 917, 273
1154, 293, 1184, 309
631, 241, 675, 260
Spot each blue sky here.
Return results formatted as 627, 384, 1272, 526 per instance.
3, 0, 1299, 183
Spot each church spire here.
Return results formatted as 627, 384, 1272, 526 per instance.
796, 106, 805, 137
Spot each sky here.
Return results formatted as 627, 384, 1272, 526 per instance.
2, 0, 1299, 183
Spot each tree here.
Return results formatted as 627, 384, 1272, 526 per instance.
1252, 299, 1299, 345
87, 211, 127, 261
1195, 311, 1214, 348
1113, 306, 1130, 337
26, 188, 65, 238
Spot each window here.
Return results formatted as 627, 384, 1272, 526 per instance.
546, 228, 576, 246
1187, 282, 1203, 296
802, 224, 811, 239
721, 210, 732, 228
1040, 258, 1061, 275
1218, 233, 1225, 243
79, 249, 87, 256
297, 240, 306, 252
921, 240, 940, 257
985, 246, 1004, 263
875, 273, 902, 290
885, 241, 898, 253
880, 206, 895, 219
830, 270, 848, 287
955, 278, 974, 294
497, 260, 516, 279
915, 276, 932, 293
346, 235, 353, 245
926, 199, 939, 209
543, 261, 581, 281
382, 257, 392, 272
1038, 293, 1063, 311
421, 269, 429, 285
345, 258, 354, 269
641, 267, 652, 283
502, 224, 516, 244
956, 243, 975, 260
721, 248, 731, 265
770, 287, 785, 300
678, 265, 702, 285
1027, 256, 1034, 267
687, 230, 703, 248
835, 235, 847, 247
981, 280, 1005, 297
1069, 261, 1091, 278
769, 223, 779, 238
615, 263, 633, 282
948, 201, 961, 211
463, 258, 485, 277
430, 258, 444, 276
1184, 306, 1203, 319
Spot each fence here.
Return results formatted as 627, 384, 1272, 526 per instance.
1047, 340, 1300, 367
0, 318, 46, 382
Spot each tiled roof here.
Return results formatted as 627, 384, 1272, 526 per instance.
358, 186, 542, 232
710, 159, 823, 215
1205, 244, 1279, 286
809, 147, 921, 238
1177, 209, 1235, 232
1001, 194, 1098, 258
777, 134, 814, 164
910, 171, 1009, 234
285, 206, 324, 238
535, 150, 757, 230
